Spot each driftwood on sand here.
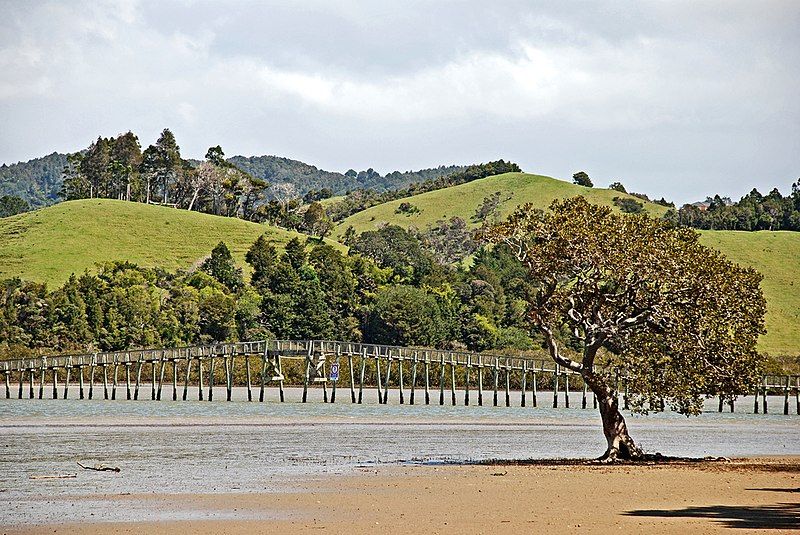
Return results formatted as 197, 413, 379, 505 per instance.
77, 462, 121, 473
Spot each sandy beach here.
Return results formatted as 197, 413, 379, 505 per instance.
5, 457, 799, 534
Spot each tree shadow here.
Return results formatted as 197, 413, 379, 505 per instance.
624, 503, 799, 530
748, 488, 800, 493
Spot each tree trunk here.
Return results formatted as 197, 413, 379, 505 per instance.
584, 372, 643, 461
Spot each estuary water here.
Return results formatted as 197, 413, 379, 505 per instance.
1, 386, 798, 525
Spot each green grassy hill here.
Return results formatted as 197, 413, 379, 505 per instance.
332, 172, 798, 355
698, 231, 799, 356
333, 172, 671, 238
0, 199, 332, 287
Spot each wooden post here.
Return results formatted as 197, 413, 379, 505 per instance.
464, 356, 471, 407
330, 353, 338, 404
753, 385, 760, 414
718, 396, 724, 413
593, 391, 597, 409
784, 376, 790, 416
358, 350, 366, 404
245, 355, 252, 402
450, 356, 456, 406
77, 366, 84, 399
424, 356, 430, 405
552, 366, 559, 408
277, 354, 285, 403
18, 369, 24, 399
125, 363, 132, 400
110, 363, 117, 401
504, 363, 510, 407
259, 351, 267, 403
5, 371, 10, 399
208, 357, 215, 402
172, 360, 178, 401
134, 361, 142, 401
520, 361, 527, 408
224, 356, 232, 402
64, 365, 71, 399
228, 355, 236, 402
52, 368, 58, 399
383, 356, 391, 405
375, 354, 383, 404
322, 352, 329, 404
564, 372, 570, 409
729, 398, 734, 413
157, 357, 167, 401
198, 358, 204, 401
348, 353, 356, 404
531, 365, 537, 408
438, 355, 446, 406
492, 358, 499, 407
398, 356, 404, 405
88, 363, 95, 400
39, 362, 45, 400
28, 369, 34, 399
184, 357, 192, 401
762, 377, 768, 414
477, 356, 483, 407
410, 352, 418, 405
582, 381, 587, 409
302, 347, 311, 403
150, 361, 156, 400
796, 376, 800, 416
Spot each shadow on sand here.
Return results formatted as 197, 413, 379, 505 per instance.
624, 502, 799, 530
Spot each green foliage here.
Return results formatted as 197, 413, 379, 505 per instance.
572, 171, 593, 187
349, 225, 435, 284
488, 196, 767, 415
0, 152, 67, 208
679, 185, 800, 231
365, 285, 453, 347
0, 195, 29, 217
612, 196, 645, 214
201, 242, 243, 293
608, 182, 627, 193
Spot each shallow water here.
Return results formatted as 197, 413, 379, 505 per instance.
1, 386, 798, 525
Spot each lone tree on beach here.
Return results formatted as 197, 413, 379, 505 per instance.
486, 197, 766, 461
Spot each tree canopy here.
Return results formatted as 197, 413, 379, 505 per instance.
487, 196, 766, 460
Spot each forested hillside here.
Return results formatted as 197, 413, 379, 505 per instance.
0, 153, 67, 208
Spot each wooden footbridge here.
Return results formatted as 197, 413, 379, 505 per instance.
1, 340, 798, 415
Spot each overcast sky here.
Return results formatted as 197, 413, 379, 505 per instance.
1, 0, 798, 203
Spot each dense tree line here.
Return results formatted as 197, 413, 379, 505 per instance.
678, 183, 800, 231
0, 229, 539, 359
0, 153, 67, 208
0, 195, 29, 217
326, 160, 522, 221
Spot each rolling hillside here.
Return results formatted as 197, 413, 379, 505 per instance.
0, 199, 334, 287
332, 172, 798, 355
333, 172, 671, 237
698, 231, 800, 356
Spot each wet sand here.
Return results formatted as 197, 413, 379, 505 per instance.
6, 457, 799, 534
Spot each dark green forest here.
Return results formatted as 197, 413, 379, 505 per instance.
0, 229, 538, 359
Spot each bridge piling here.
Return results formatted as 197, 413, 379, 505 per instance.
172, 360, 178, 401
64, 365, 71, 399
52, 368, 58, 399
477, 356, 483, 407
382, 355, 391, 405
110, 362, 117, 401
762, 378, 768, 414
245, 355, 252, 402
331, 353, 338, 404
18, 370, 24, 399
450, 355, 456, 406
552, 367, 558, 408
78, 366, 85, 400
38, 363, 45, 400
375, 353, 383, 404
398, 355, 404, 405
410, 352, 417, 405
184, 356, 191, 402
224, 355, 232, 402
784, 376, 790, 415
208, 357, 215, 402
5, 371, 10, 399
438, 355, 445, 406
564, 372, 570, 409
464, 356, 471, 407
348, 353, 356, 404
504, 365, 510, 407
157, 356, 167, 401
198, 358, 204, 401
259, 351, 267, 403
424, 355, 430, 405
492, 358, 499, 407
531, 366, 537, 408
520, 361, 527, 408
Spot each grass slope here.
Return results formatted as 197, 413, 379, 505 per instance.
0, 199, 332, 287
698, 231, 800, 356
334, 172, 670, 237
